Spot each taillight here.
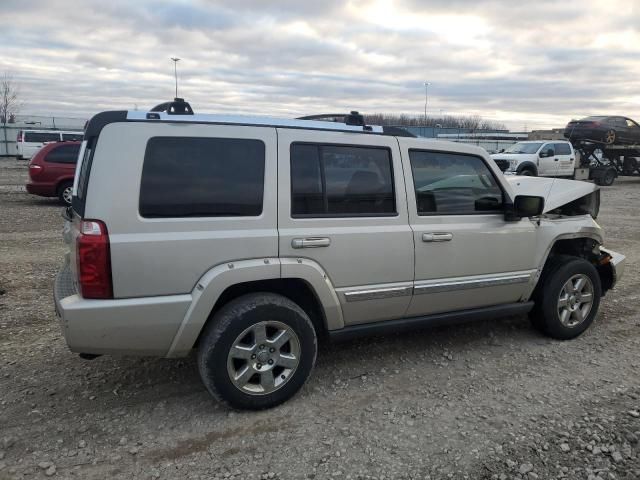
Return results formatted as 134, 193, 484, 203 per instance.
28, 164, 43, 178
17, 131, 23, 142
76, 220, 113, 299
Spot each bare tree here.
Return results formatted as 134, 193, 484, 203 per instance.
364, 113, 507, 131
1, 72, 21, 124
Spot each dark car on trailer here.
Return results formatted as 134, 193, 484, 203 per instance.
26, 141, 80, 205
564, 116, 640, 145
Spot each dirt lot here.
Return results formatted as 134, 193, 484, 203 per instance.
0, 157, 639, 480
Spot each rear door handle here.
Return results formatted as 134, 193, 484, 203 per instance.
422, 232, 453, 242
292, 237, 331, 249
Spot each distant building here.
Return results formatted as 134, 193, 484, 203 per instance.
528, 128, 565, 140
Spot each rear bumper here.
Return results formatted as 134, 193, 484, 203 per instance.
54, 262, 192, 356
26, 182, 56, 196
601, 248, 625, 289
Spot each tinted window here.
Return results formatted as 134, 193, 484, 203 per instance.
409, 150, 503, 215
45, 144, 80, 164
554, 143, 571, 155
62, 133, 83, 141
24, 132, 60, 143
291, 143, 395, 217
140, 137, 265, 218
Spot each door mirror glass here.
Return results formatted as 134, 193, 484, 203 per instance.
509, 195, 544, 219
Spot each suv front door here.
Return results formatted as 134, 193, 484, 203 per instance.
537, 142, 556, 176
277, 129, 414, 326
399, 140, 538, 317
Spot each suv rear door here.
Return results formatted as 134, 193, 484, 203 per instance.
277, 129, 414, 326
398, 139, 538, 317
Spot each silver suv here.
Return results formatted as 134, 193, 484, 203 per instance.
55, 100, 625, 410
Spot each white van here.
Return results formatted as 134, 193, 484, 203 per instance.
16, 130, 84, 159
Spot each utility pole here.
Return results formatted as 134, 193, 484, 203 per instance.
170, 57, 180, 98
424, 81, 431, 126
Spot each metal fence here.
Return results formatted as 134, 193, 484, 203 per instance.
1, 115, 87, 157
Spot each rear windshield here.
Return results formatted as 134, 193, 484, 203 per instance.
581, 116, 607, 121
24, 132, 60, 143
139, 136, 265, 218
45, 144, 80, 164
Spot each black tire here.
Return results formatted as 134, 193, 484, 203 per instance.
57, 181, 73, 205
601, 169, 616, 186
519, 168, 535, 176
530, 255, 602, 340
197, 292, 317, 410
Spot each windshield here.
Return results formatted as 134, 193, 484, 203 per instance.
503, 142, 543, 154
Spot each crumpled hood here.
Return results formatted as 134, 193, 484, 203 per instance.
504, 176, 599, 213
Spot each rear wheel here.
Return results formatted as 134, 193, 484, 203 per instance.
57, 181, 73, 205
197, 292, 317, 410
604, 129, 616, 144
530, 256, 601, 340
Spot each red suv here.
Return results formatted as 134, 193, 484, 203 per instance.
26, 141, 81, 205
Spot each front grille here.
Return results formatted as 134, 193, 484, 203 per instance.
494, 159, 509, 172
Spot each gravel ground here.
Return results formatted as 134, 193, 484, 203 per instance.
0, 157, 639, 480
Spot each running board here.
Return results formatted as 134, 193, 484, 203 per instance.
328, 302, 534, 342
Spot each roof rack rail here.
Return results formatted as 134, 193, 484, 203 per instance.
296, 111, 372, 131
149, 98, 194, 115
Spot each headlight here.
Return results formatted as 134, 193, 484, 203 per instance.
508, 159, 518, 171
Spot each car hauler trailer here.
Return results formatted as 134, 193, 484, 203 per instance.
571, 140, 640, 186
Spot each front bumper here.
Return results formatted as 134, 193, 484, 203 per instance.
54, 261, 192, 356
600, 248, 625, 290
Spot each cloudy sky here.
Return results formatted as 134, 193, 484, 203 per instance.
1, 0, 639, 129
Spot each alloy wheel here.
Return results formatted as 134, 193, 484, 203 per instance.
557, 274, 594, 328
227, 321, 301, 395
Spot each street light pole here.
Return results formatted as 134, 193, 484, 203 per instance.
170, 57, 180, 98
424, 81, 431, 126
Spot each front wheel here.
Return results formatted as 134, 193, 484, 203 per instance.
530, 256, 602, 340
197, 292, 317, 410
519, 168, 535, 176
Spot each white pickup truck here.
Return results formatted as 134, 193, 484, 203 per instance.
491, 140, 577, 177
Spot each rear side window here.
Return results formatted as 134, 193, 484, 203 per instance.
290, 143, 395, 217
24, 132, 60, 143
62, 133, 83, 141
45, 144, 80, 164
554, 143, 571, 155
409, 150, 503, 215
139, 137, 265, 218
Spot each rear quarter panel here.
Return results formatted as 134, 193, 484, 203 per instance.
83, 122, 278, 298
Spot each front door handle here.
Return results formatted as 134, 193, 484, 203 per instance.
292, 237, 331, 249
422, 232, 453, 242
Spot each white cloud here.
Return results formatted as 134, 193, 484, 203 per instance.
0, 0, 638, 129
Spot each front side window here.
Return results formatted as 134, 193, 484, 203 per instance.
554, 143, 571, 155
409, 150, 503, 215
290, 143, 395, 217
139, 137, 265, 218
45, 144, 80, 164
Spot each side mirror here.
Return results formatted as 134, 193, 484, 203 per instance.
540, 148, 554, 158
505, 195, 545, 221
